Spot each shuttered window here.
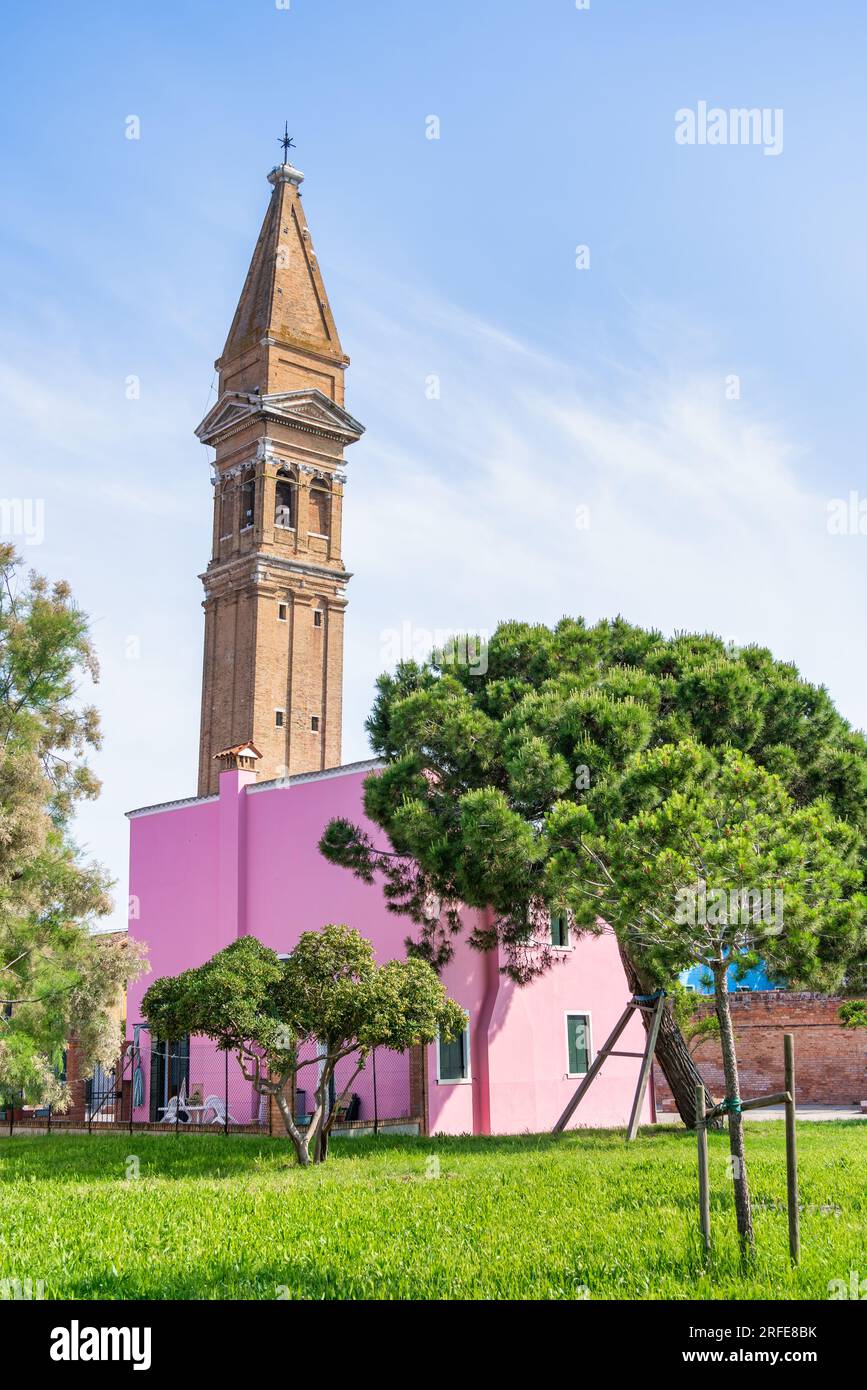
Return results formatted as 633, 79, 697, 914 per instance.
566, 1014, 590, 1076
438, 1023, 470, 1082
550, 912, 569, 947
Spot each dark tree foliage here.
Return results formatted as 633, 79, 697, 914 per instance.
322, 618, 867, 984
319, 618, 867, 1130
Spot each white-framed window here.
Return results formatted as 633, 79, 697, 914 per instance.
275, 709, 285, 729
313, 609, 323, 628
549, 911, 570, 948
277, 602, 288, 622
437, 1020, 470, 1084
311, 716, 320, 732
565, 1012, 592, 1078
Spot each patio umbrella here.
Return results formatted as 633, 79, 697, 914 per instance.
132, 1025, 144, 1109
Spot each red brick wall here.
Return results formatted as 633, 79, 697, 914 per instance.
654, 993, 866, 1110
63, 1038, 88, 1123
409, 1043, 428, 1135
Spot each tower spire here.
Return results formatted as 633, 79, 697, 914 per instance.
194, 157, 364, 796
215, 148, 346, 402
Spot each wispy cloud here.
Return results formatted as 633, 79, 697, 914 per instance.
2, 277, 864, 937
341, 281, 866, 740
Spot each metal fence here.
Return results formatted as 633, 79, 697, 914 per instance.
2, 1035, 420, 1138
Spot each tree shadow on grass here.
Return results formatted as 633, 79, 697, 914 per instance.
0, 1134, 287, 1184
0, 1124, 700, 1185
36, 1259, 342, 1302
49, 1240, 745, 1301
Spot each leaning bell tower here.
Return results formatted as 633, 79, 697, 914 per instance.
194, 146, 364, 795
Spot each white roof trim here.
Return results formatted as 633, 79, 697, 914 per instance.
125, 757, 383, 819
247, 757, 384, 794
126, 793, 220, 820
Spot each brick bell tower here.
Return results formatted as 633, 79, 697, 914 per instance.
194, 151, 364, 795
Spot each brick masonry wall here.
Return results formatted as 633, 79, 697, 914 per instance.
63, 1037, 88, 1123
409, 1043, 428, 1135
654, 993, 867, 1109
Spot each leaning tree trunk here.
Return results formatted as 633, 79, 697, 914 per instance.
712, 964, 754, 1256
618, 943, 718, 1130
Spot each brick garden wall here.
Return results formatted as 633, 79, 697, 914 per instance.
653, 993, 866, 1110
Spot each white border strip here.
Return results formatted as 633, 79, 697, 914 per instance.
125, 757, 384, 819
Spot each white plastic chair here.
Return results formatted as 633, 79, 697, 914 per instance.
203, 1094, 238, 1126
158, 1095, 185, 1123
158, 1080, 190, 1124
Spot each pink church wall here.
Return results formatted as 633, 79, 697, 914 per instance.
127, 763, 651, 1135
425, 911, 492, 1136
128, 795, 222, 991
486, 938, 650, 1132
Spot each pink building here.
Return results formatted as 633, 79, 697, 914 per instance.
123, 152, 652, 1137
126, 761, 652, 1136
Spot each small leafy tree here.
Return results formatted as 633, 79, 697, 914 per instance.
669, 983, 720, 1055
0, 546, 146, 1108
141, 926, 465, 1166
545, 740, 865, 1252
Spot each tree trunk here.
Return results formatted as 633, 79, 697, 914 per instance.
320, 1061, 363, 1156
274, 1087, 311, 1167
310, 1063, 334, 1165
618, 943, 718, 1129
712, 964, 754, 1256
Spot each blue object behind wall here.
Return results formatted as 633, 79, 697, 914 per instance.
680, 963, 785, 994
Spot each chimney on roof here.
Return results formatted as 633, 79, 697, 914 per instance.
215, 742, 262, 775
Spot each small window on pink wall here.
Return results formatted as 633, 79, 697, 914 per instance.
566, 1013, 591, 1077
437, 1023, 470, 1083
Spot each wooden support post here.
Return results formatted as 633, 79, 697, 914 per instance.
552, 1004, 635, 1134
696, 1084, 711, 1257
739, 1090, 791, 1113
706, 1090, 791, 1121
554, 993, 668, 1138
784, 1033, 800, 1265
626, 992, 666, 1141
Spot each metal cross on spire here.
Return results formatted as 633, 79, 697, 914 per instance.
279, 122, 296, 163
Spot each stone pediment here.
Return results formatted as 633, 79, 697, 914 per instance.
196, 389, 364, 447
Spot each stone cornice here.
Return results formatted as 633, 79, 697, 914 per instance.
211, 443, 347, 487
260, 334, 350, 369
210, 430, 342, 477
196, 387, 364, 449
200, 552, 352, 592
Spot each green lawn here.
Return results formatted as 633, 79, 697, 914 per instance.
0, 1123, 863, 1299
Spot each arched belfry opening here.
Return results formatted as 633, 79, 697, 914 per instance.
308, 476, 331, 538
240, 466, 256, 531
275, 468, 296, 530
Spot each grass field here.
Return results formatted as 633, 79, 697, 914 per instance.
0, 1123, 863, 1300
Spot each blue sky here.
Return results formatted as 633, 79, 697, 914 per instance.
2, 0, 867, 931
